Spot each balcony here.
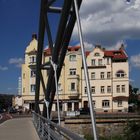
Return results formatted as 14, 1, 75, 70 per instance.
68, 74, 79, 79
68, 91, 79, 99
28, 62, 36, 68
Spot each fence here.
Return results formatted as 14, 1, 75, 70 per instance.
32, 111, 85, 140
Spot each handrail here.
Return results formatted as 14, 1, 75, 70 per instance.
32, 111, 85, 140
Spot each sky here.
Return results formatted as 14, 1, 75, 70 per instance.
0, 0, 140, 94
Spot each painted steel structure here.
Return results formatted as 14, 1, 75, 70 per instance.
35, 0, 82, 117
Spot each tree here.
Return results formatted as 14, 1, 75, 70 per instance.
124, 121, 140, 140
128, 85, 139, 112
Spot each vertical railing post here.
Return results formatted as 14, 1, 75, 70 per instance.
41, 120, 44, 138
74, 0, 98, 139
44, 99, 51, 140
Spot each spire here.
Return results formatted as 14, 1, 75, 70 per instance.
32, 33, 37, 40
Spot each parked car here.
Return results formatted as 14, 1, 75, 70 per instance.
0, 108, 4, 113
79, 107, 90, 115
8, 107, 17, 114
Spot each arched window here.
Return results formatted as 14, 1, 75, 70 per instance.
94, 53, 100, 56
116, 70, 126, 78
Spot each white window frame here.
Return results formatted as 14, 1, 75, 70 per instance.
122, 85, 125, 93
31, 69, 36, 77
118, 101, 123, 107
107, 72, 111, 79
91, 59, 95, 66
101, 86, 105, 93
91, 86, 95, 94
100, 72, 105, 79
31, 84, 35, 92
71, 83, 76, 91
102, 100, 110, 108
69, 68, 76, 75
91, 72, 95, 79
69, 55, 76, 61
98, 59, 102, 66
107, 86, 111, 93
116, 85, 120, 93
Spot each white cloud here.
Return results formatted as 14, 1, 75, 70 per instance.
130, 53, 140, 68
72, 0, 140, 48
9, 58, 24, 68
76, 42, 94, 51
0, 65, 8, 71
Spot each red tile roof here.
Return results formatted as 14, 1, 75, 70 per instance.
44, 47, 51, 56
68, 46, 81, 51
104, 49, 128, 59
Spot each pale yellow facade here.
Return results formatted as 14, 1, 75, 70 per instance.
21, 36, 129, 113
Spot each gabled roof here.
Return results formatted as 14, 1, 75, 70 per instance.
68, 46, 81, 51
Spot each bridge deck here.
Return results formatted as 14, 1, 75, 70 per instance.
0, 118, 40, 140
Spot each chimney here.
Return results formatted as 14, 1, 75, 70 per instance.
119, 44, 125, 50
95, 44, 101, 49
32, 33, 37, 40
102, 48, 106, 51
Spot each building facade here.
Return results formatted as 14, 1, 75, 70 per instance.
21, 35, 129, 113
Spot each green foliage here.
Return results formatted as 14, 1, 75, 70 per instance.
0, 94, 13, 110
124, 121, 140, 140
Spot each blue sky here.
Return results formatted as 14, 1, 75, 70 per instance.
0, 0, 140, 94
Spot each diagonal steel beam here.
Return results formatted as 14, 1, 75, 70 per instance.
43, 0, 73, 117
48, 0, 82, 114
35, 0, 48, 113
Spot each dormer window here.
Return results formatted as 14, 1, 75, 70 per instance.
69, 55, 76, 61
116, 70, 126, 78
94, 53, 100, 56
91, 59, 95, 66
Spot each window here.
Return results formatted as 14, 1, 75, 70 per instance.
31, 69, 36, 77
69, 55, 76, 61
91, 86, 95, 94
100, 72, 105, 79
101, 86, 105, 93
116, 85, 120, 93
122, 85, 125, 92
91, 72, 95, 79
95, 53, 100, 56
23, 87, 25, 93
85, 87, 87, 94
107, 72, 111, 79
116, 70, 125, 78
107, 58, 110, 65
107, 86, 111, 93
30, 56, 36, 63
102, 100, 110, 108
23, 73, 25, 79
98, 59, 102, 66
93, 100, 96, 108
31, 84, 36, 92
71, 83, 76, 91
58, 83, 61, 91
118, 101, 122, 107
91, 59, 95, 66
69, 68, 76, 75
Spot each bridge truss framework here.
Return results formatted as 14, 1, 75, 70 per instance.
34, 0, 98, 139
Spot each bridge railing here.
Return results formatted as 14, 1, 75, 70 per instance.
32, 111, 85, 140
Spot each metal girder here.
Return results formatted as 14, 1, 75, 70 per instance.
35, 0, 83, 118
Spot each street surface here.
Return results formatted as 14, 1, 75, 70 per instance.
0, 118, 40, 140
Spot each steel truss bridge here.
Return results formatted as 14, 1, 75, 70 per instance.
34, 0, 98, 139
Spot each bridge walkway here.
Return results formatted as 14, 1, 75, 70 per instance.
0, 118, 40, 140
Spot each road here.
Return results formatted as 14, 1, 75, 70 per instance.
0, 118, 40, 140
